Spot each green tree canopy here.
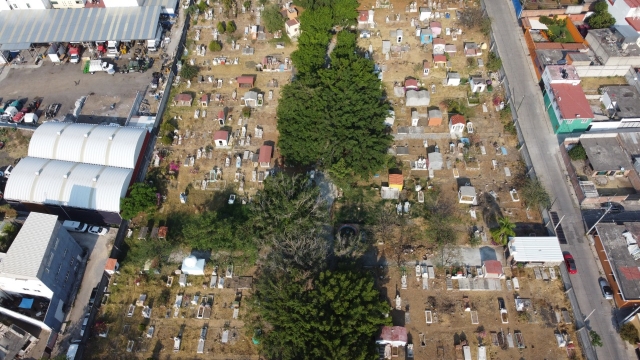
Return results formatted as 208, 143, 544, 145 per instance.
179, 63, 198, 79
279, 31, 392, 177
263, 4, 285, 33
587, 1, 615, 29
227, 21, 237, 33
253, 267, 390, 360
181, 204, 251, 251
120, 183, 157, 220
490, 217, 516, 245
208, 40, 222, 52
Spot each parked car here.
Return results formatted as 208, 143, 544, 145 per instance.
88, 226, 108, 236
80, 314, 90, 336
62, 220, 88, 233
601, 202, 623, 213
564, 253, 577, 274
599, 278, 613, 300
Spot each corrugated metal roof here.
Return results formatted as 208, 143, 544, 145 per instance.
5, 157, 132, 213
0, 7, 161, 46
29, 123, 146, 169
1, 212, 58, 278
508, 236, 564, 263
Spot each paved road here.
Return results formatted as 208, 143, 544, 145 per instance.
485, 1, 632, 359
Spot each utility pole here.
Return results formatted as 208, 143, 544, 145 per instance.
586, 205, 611, 236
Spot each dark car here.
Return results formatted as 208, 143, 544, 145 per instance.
601, 202, 623, 214
88, 287, 98, 307
564, 253, 577, 274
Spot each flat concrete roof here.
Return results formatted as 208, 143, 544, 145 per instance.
605, 86, 640, 119
0, 6, 161, 47
596, 223, 640, 301
581, 134, 632, 171
587, 28, 640, 58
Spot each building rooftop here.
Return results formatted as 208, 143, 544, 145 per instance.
604, 86, 640, 118
0, 6, 162, 47
580, 134, 633, 171
567, 52, 592, 63
0, 294, 50, 324
587, 28, 640, 58
0, 213, 58, 278
259, 145, 272, 163
0, 324, 34, 360
549, 83, 594, 120
545, 65, 580, 81
535, 49, 566, 68
595, 222, 640, 301
388, 174, 403, 185
450, 114, 465, 125
213, 131, 229, 141
507, 237, 563, 263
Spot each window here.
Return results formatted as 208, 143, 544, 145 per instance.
69, 259, 74, 267
35, 290, 40, 293
47, 252, 54, 267
64, 270, 70, 282
54, 238, 59, 250
26, 3, 30, 7
50, 0, 57, 3
581, 119, 589, 123
566, 119, 573, 124
75, 0, 81, 3
63, 249, 68, 257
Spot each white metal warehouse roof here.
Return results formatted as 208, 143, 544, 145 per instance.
0, 6, 161, 47
4, 157, 133, 213
0, 212, 59, 278
507, 236, 564, 263
29, 123, 147, 169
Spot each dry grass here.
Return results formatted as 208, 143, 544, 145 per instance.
580, 76, 630, 94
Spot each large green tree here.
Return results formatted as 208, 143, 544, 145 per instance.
120, 183, 157, 219
279, 31, 392, 177
587, 1, 615, 29
253, 267, 390, 360
262, 4, 285, 33
181, 205, 251, 251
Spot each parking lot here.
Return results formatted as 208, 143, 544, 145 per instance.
0, 58, 159, 125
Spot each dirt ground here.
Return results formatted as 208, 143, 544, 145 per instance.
380, 265, 581, 360
358, 0, 537, 228
579, 76, 628, 95
85, 260, 259, 359
152, 5, 295, 215
0, 128, 31, 167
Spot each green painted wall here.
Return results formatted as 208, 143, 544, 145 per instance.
543, 91, 592, 134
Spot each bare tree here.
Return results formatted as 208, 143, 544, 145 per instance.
369, 204, 401, 245
261, 227, 330, 275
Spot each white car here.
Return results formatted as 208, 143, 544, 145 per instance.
599, 278, 614, 300
88, 226, 108, 236
80, 314, 89, 336
228, 194, 236, 204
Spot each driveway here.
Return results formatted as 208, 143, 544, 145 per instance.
57, 228, 114, 351
484, 1, 632, 359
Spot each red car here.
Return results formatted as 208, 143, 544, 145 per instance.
564, 253, 577, 274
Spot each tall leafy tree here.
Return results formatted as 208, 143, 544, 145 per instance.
120, 183, 157, 220
587, 0, 615, 29
279, 31, 392, 178
262, 4, 285, 33
181, 205, 251, 251
253, 267, 390, 360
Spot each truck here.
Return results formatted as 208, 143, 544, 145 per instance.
68, 46, 81, 64
147, 24, 163, 52
83, 60, 115, 75
106, 41, 119, 56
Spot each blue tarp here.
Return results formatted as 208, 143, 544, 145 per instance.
511, 0, 523, 19
19, 298, 34, 309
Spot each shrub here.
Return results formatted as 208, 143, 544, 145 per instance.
180, 63, 199, 79
217, 21, 226, 33
242, 106, 251, 118
619, 323, 640, 344
209, 40, 222, 52
568, 143, 587, 161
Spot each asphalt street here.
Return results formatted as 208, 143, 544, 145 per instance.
485, 1, 633, 358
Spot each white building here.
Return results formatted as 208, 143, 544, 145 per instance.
102, 0, 142, 6
507, 236, 564, 266
607, 0, 640, 33
285, 19, 300, 38
458, 186, 477, 205
0, 213, 83, 331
